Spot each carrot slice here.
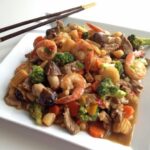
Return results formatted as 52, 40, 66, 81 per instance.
49, 105, 61, 116
88, 123, 105, 138
123, 105, 135, 118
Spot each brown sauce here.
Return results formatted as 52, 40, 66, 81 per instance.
106, 102, 138, 145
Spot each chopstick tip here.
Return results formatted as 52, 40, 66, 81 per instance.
82, 2, 96, 10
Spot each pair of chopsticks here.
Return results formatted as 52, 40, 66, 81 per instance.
0, 2, 95, 42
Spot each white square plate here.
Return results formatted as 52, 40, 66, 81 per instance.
0, 17, 150, 150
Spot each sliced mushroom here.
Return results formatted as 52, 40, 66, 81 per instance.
45, 61, 61, 76
92, 32, 110, 45
15, 89, 26, 101
92, 32, 122, 52
32, 83, 57, 106
121, 35, 133, 53
38, 88, 57, 106
46, 20, 64, 39
46, 27, 57, 39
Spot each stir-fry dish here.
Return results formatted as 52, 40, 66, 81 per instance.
5, 21, 150, 145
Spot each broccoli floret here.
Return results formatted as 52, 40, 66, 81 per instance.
114, 61, 124, 75
109, 86, 126, 98
29, 65, 45, 84
78, 106, 98, 122
128, 34, 150, 50
53, 52, 75, 66
96, 78, 126, 99
96, 78, 113, 97
29, 103, 43, 125
113, 89, 126, 98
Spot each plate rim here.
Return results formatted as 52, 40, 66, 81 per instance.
1, 16, 150, 150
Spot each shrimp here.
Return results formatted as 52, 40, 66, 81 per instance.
85, 52, 112, 72
71, 39, 94, 61
35, 39, 57, 61
54, 32, 75, 52
33, 36, 45, 48
56, 73, 86, 104
72, 39, 111, 72
85, 51, 103, 72
72, 40, 97, 71
86, 23, 111, 37
25, 36, 45, 61
125, 51, 146, 80
86, 22, 104, 32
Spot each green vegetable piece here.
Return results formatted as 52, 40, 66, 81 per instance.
113, 89, 126, 98
29, 103, 43, 125
96, 78, 113, 97
128, 34, 150, 50
115, 61, 124, 75
109, 86, 126, 98
109, 86, 118, 94
53, 52, 74, 66
82, 32, 89, 39
78, 106, 98, 122
76, 61, 84, 69
29, 65, 45, 84
96, 77, 126, 99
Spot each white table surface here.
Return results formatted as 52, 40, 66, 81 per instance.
0, 0, 150, 150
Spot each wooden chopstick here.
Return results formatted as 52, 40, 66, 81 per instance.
0, 2, 95, 42
0, 6, 81, 33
